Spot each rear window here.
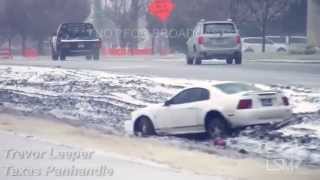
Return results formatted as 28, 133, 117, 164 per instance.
204, 23, 236, 34
59, 24, 98, 40
214, 83, 262, 94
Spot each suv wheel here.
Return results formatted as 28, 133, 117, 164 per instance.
206, 116, 230, 139
235, 53, 242, 65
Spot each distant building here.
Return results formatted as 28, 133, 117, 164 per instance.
307, 0, 320, 47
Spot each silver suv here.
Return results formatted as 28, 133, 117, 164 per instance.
186, 20, 242, 65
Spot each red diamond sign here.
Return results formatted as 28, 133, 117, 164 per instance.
148, 0, 176, 23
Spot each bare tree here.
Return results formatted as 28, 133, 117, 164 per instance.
104, 0, 147, 48
242, 0, 290, 52
0, 0, 90, 54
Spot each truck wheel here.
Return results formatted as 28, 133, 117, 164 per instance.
93, 50, 100, 60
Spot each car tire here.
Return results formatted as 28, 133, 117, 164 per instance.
226, 57, 233, 64
206, 116, 230, 139
136, 117, 155, 137
235, 53, 242, 65
51, 51, 58, 61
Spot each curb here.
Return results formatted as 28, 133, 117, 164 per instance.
248, 59, 320, 64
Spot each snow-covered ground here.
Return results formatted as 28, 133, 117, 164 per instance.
0, 131, 222, 180
0, 65, 320, 167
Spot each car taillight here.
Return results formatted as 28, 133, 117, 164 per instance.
198, 36, 205, 45
282, 97, 290, 106
236, 35, 241, 44
237, 99, 252, 110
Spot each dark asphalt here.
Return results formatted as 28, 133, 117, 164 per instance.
0, 56, 319, 88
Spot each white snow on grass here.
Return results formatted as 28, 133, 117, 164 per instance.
0, 65, 320, 166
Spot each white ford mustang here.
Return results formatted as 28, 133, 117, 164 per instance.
125, 82, 292, 138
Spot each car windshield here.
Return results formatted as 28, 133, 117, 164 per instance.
214, 83, 262, 94
204, 23, 236, 34
59, 24, 98, 40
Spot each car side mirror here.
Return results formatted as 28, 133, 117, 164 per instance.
164, 100, 172, 106
52, 32, 57, 37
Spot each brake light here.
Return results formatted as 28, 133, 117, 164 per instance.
236, 35, 241, 44
237, 99, 252, 109
282, 97, 290, 106
198, 36, 205, 45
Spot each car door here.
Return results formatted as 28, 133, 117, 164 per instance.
155, 88, 210, 134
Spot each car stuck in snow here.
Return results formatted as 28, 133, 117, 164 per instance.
125, 82, 292, 138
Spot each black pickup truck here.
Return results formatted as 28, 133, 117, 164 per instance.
51, 23, 101, 61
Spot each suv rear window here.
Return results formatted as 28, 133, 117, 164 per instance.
59, 24, 98, 40
214, 83, 262, 94
204, 23, 236, 34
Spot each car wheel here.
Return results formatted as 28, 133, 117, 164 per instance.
206, 116, 230, 139
235, 53, 242, 65
136, 117, 155, 137
186, 55, 193, 65
226, 57, 233, 64
51, 51, 58, 61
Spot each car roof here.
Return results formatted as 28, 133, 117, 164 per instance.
201, 21, 235, 25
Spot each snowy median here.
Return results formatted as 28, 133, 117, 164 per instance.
0, 65, 320, 167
